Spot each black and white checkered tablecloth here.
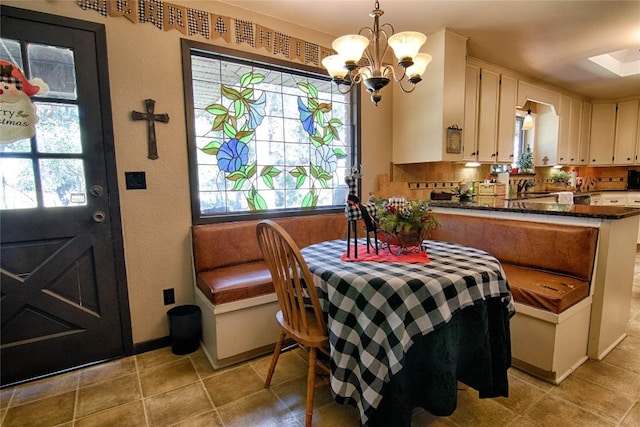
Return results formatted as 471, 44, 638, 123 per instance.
300, 238, 513, 424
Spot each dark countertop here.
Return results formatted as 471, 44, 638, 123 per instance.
428, 199, 640, 220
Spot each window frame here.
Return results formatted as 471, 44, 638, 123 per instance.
181, 39, 361, 225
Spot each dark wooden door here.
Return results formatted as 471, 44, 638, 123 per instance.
0, 6, 131, 386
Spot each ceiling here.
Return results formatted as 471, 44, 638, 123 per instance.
221, 0, 640, 101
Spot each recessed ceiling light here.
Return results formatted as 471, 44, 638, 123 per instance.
588, 47, 640, 77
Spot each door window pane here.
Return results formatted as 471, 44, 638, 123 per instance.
35, 103, 82, 153
0, 38, 23, 68
0, 158, 37, 209
39, 158, 86, 207
0, 138, 31, 153
28, 43, 77, 100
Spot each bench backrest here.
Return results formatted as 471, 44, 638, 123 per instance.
191, 213, 347, 273
430, 213, 599, 281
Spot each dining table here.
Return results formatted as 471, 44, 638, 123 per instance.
299, 238, 514, 426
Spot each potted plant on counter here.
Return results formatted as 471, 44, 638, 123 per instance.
376, 198, 440, 255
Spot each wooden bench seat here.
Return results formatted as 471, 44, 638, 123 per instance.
191, 213, 347, 368
430, 212, 600, 383
502, 264, 589, 314
430, 213, 598, 313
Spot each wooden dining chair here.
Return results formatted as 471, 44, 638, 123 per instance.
256, 220, 331, 427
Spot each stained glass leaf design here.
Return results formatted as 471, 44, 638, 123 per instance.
221, 85, 242, 101
302, 186, 318, 207
245, 161, 257, 179
223, 122, 236, 138
206, 104, 228, 115
201, 140, 222, 155
333, 148, 347, 158
260, 165, 281, 189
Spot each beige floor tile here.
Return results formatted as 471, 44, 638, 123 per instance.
602, 347, 640, 374
202, 364, 265, 407
189, 348, 216, 379
271, 375, 335, 420
172, 409, 224, 427
625, 315, 640, 337
75, 373, 141, 418
2, 390, 76, 427
144, 382, 213, 427
506, 417, 539, 427
410, 408, 459, 426
616, 334, 640, 353
9, 370, 79, 406
215, 388, 298, 427
447, 388, 518, 426
493, 374, 548, 414
136, 347, 186, 371
251, 350, 309, 386
78, 356, 137, 387
0, 387, 15, 410
311, 400, 361, 427
573, 359, 640, 398
523, 394, 615, 427
622, 401, 640, 427
507, 368, 554, 392
549, 375, 635, 423
139, 358, 199, 397
74, 400, 146, 427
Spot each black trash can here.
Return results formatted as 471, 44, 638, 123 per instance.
167, 305, 201, 355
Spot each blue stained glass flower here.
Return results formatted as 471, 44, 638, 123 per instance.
297, 98, 315, 135
315, 145, 337, 173
217, 138, 249, 172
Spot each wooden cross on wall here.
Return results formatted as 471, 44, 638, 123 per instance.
131, 99, 169, 160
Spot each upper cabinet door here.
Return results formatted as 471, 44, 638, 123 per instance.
614, 100, 639, 165
589, 103, 616, 165
578, 102, 592, 165
497, 75, 517, 163
477, 69, 500, 162
463, 64, 480, 161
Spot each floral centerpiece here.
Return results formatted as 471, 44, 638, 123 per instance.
376, 198, 440, 254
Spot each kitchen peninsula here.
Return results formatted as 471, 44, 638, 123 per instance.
428, 199, 639, 382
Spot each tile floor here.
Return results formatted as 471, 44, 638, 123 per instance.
2, 254, 640, 427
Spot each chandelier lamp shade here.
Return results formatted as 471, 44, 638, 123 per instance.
321, 0, 432, 106
522, 109, 534, 130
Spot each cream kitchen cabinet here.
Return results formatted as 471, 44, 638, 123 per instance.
463, 63, 480, 161
589, 103, 616, 165
578, 102, 592, 165
462, 63, 517, 164
477, 68, 500, 162
613, 100, 639, 165
392, 29, 467, 164
557, 97, 583, 165
497, 75, 518, 163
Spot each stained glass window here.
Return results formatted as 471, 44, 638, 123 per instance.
185, 43, 357, 222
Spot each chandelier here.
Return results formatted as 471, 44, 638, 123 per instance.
322, 0, 432, 106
